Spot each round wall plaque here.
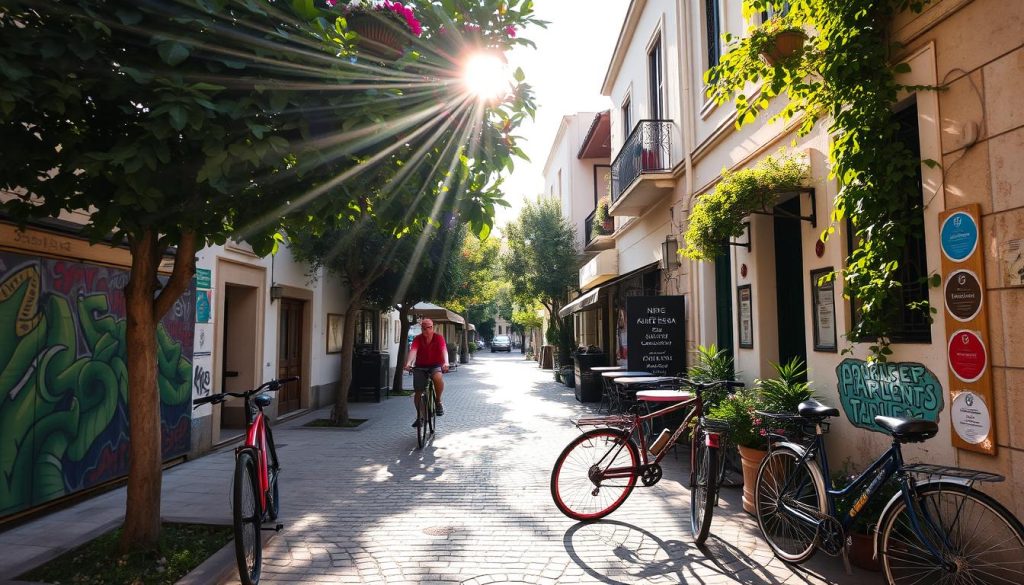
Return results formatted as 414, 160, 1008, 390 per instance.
944, 269, 983, 322
940, 211, 979, 262
952, 390, 991, 445
948, 329, 987, 383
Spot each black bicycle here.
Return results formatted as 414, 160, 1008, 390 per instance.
410, 367, 438, 449
193, 376, 298, 585
755, 399, 1024, 583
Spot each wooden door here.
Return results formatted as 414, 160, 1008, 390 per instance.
277, 298, 303, 414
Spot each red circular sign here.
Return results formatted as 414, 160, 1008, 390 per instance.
948, 329, 987, 383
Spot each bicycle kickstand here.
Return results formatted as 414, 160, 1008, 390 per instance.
262, 523, 284, 532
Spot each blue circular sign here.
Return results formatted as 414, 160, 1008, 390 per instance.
940, 211, 978, 262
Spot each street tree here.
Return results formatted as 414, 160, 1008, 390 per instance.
0, 0, 378, 551
500, 197, 579, 363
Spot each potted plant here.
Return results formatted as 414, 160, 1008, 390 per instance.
832, 466, 899, 571
591, 197, 613, 239
707, 387, 765, 514
682, 152, 809, 261
750, 19, 807, 67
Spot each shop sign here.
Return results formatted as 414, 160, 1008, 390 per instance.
951, 390, 991, 445
194, 268, 212, 289
944, 270, 982, 322
940, 211, 978, 262
836, 358, 943, 433
947, 329, 986, 383
626, 296, 685, 376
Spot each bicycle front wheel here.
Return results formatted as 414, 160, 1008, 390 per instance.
416, 392, 427, 449
879, 482, 1024, 584
550, 428, 640, 521
755, 446, 826, 563
426, 382, 436, 435
233, 451, 263, 585
690, 426, 719, 545
265, 426, 280, 521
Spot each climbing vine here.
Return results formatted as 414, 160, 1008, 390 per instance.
705, 0, 935, 358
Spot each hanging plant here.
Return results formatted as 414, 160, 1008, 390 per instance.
682, 153, 809, 261
749, 18, 807, 66
704, 0, 935, 357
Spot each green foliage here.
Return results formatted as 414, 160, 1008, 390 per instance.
705, 0, 934, 356
682, 153, 808, 261
708, 387, 764, 450
591, 197, 611, 239
687, 344, 737, 409
22, 523, 231, 585
501, 197, 580, 358
757, 356, 814, 413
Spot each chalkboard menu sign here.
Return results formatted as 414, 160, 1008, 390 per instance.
626, 296, 685, 376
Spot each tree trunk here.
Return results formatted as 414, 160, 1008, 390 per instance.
331, 289, 366, 425
391, 305, 413, 394
119, 229, 196, 553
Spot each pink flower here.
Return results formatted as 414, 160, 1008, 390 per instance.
504, 25, 517, 38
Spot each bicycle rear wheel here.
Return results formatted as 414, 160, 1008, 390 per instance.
426, 381, 436, 435
690, 426, 719, 545
755, 446, 826, 563
879, 482, 1024, 584
233, 451, 263, 585
550, 428, 640, 521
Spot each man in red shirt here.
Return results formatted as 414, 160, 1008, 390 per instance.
404, 318, 449, 427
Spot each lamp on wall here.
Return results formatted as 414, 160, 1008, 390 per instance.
269, 284, 283, 301
660, 235, 679, 270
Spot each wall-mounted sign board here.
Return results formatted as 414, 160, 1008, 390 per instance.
939, 205, 995, 455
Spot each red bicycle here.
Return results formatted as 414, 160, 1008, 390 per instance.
193, 376, 298, 585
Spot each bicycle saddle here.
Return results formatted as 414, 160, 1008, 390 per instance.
874, 416, 938, 443
797, 399, 839, 418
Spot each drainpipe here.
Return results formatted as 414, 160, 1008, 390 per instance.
676, 1, 701, 345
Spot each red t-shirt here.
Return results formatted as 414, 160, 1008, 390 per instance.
411, 333, 447, 366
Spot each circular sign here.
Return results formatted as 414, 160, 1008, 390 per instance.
948, 329, 987, 382
815, 239, 825, 258
952, 390, 991, 445
944, 269, 983, 322
940, 211, 979, 262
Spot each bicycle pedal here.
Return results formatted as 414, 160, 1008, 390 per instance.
262, 524, 284, 532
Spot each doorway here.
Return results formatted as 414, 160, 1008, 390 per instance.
277, 298, 304, 414
773, 197, 807, 370
221, 283, 259, 433
714, 247, 734, 357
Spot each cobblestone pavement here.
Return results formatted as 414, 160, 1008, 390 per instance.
225, 353, 881, 585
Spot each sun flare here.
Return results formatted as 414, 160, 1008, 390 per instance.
462, 52, 509, 100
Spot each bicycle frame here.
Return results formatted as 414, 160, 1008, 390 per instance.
240, 395, 272, 513
771, 425, 950, 561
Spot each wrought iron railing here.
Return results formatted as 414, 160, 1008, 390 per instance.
610, 119, 676, 204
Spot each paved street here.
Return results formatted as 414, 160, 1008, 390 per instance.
1, 353, 881, 584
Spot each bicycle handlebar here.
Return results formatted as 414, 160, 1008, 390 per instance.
192, 376, 300, 409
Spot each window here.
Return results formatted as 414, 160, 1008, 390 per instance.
848, 100, 930, 343
621, 97, 632, 137
705, 0, 721, 70
355, 310, 377, 347
648, 36, 663, 119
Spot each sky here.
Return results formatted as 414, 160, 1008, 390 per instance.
493, 0, 631, 229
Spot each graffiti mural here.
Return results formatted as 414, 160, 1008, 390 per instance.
0, 251, 194, 518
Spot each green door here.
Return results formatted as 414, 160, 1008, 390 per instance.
714, 247, 734, 357
773, 197, 807, 371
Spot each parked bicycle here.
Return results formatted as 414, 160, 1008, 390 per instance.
193, 376, 299, 585
410, 366, 438, 449
754, 398, 1024, 583
550, 377, 744, 545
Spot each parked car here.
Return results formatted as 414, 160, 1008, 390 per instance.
491, 335, 512, 352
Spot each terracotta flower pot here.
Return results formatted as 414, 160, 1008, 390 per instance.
760, 30, 806, 66
848, 531, 881, 571
347, 13, 404, 58
737, 444, 767, 514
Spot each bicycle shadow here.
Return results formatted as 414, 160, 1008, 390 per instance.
562, 519, 800, 585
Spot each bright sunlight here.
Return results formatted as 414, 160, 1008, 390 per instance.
462, 52, 510, 101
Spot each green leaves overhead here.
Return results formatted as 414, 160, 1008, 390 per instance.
705, 0, 934, 355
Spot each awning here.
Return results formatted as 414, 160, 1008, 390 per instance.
411, 302, 465, 325
558, 287, 603, 318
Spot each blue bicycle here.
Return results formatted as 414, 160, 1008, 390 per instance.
754, 399, 1024, 584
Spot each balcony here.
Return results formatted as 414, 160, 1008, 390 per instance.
583, 207, 614, 252
610, 119, 679, 216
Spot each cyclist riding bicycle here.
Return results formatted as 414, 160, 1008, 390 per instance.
404, 318, 448, 427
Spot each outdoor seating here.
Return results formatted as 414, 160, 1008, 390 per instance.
590, 365, 625, 412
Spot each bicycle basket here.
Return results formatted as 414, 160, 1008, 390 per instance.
756, 411, 821, 444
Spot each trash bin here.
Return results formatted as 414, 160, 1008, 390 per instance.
350, 346, 389, 402
574, 348, 606, 403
